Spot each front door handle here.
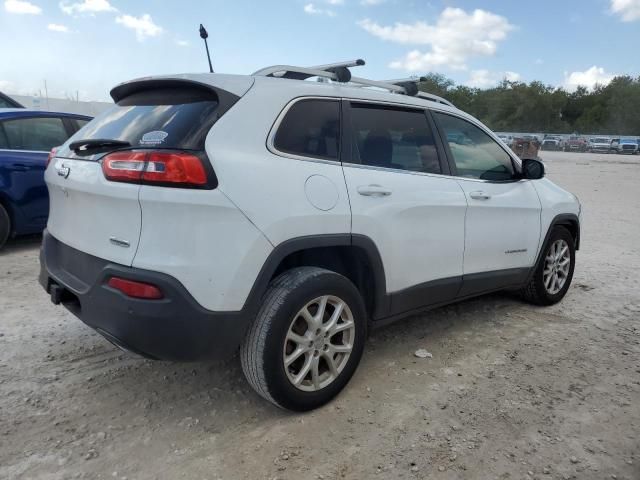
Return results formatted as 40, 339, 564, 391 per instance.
469, 191, 491, 200
357, 185, 392, 197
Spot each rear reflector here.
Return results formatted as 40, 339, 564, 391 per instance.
107, 277, 163, 300
102, 151, 208, 187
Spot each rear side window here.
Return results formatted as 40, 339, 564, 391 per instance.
0, 117, 69, 151
64, 87, 220, 156
349, 103, 442, 174
273, 99, 340, 160
433, 112, 514, 181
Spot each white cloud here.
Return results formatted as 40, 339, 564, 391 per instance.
176, 39, 189, 47
60, 0, 115, 15
326, 0, 344, 4
466, 70, 521, 88
563, 66, 615, 91
361, 0, 384, 4
115, 13, 163, 41
304, 3, 336, 16
610, 0, 640, 21
47, 23, 69, 32
4, 0, 42, 14
358, 8, 514, 71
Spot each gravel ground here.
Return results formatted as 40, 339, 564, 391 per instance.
1, 151, 639, 480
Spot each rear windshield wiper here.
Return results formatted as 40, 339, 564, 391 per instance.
69, 138, 131, 154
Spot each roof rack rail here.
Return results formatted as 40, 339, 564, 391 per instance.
252, 60, 454, 108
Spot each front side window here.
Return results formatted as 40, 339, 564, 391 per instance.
349, 103, 441, 174
433, 112, 515, 181
274, 99, 340, 160
0, 117, 68, 151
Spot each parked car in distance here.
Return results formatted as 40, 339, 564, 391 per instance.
40, 65, 581, 411
497, 133, 514, 145
609, 138, 620, 153
588, 137, 611, 153
511, 135, 540, 159
0, 109, 92, 248
541, 135, 563, 151
0, 92, 24, 109
615, 138, 639, 154
564, 135, 588, 152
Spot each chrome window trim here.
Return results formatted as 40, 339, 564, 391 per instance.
266, 95, 522, 184
341, 162, 456, 181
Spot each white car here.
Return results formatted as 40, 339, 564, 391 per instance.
40, 60, 581, 411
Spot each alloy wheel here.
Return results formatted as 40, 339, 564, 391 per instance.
543, 239, 571, 295
283, 295, 355, 392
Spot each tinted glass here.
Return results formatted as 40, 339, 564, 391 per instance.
75, 119, 90, 130
434, 112, 514, 181
59, 88, 219, 159
274, 99, 340, 160
0, 98, 14, 108
350, 104, 441, 174
0, 117, 68, 151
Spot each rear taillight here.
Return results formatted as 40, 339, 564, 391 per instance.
46, 147, 58, 168
107, 276, 163, 300
101, 151, 208, 187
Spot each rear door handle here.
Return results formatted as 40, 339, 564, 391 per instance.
11, 163, 30, 171
469, 191, 491, 200
357, 185, 392, 197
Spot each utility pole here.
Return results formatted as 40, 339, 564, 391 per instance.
199, 24, 213, 73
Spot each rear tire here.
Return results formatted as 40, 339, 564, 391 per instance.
240, 267, 367, 411
0, 204, 10, 250
521, 226, 575, 306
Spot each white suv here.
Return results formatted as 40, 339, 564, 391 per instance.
39, 61, 581, 411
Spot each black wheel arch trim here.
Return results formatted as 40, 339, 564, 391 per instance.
242, 234, 389, 320
526, 213, 580, 284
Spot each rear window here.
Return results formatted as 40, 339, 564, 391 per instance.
61, 87, 220, 158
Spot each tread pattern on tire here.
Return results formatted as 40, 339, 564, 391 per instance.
240, 266, 330, 409
521, 225, 573, 305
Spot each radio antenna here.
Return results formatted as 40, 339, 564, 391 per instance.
199, 24, 214, 73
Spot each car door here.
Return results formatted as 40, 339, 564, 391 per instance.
341, 101, 467, 317
431, 111, 541, 296
0, 115, 72, 231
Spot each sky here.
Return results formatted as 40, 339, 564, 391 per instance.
0, 0, 639, 102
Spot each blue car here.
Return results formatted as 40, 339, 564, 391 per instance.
0, 109, 92, 248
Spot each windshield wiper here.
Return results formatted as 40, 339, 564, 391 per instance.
69, 138, 131, 153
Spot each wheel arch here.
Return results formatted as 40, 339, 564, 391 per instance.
551, 213, 580, 250
242, 234, 389, 321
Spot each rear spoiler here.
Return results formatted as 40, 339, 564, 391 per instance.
110, 74, 255, 106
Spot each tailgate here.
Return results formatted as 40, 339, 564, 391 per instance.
45, 158, 141, 266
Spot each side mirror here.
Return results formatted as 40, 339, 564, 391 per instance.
521, 158, 545, 180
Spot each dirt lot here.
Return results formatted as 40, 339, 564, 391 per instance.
1, 151, 639, 480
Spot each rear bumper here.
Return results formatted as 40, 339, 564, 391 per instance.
39, 230, 252, 361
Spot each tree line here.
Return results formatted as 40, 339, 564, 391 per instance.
417, 74, 640, 135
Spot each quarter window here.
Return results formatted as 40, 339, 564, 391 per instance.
273, 99, 340, 160
0, 117, 69, 151
349, 103, 441, 174
433, 112, 515, 181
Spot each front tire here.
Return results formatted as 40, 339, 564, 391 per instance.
521, 226, 575, 306
240, 267, 367, 411
0, 204, 10, 250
